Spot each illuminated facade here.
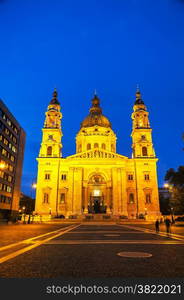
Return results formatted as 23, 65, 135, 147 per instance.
35, 89, 160, 220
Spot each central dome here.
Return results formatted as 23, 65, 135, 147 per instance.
80, 94, 111, 128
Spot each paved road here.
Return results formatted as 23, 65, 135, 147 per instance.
0, 223, 184, 278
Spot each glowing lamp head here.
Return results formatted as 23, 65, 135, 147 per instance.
0, 162, 6, 169
94, 190, 100, 196
164, 183, 169, 188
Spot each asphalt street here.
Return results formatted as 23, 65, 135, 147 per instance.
0, 222, 184, 278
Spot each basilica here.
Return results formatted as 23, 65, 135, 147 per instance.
35, 89, 160, 220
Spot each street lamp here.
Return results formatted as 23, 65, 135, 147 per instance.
22, 206, 26, 223
0, 162, 6, 169
32, 183, 37, 189
171, 207, 175, 224
164, 183, 169, 189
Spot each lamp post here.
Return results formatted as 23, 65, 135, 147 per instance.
22, 206, 26, 223
171, 207, 175, 224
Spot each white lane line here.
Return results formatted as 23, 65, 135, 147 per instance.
117, 224, 184, 241
64, 231, 143, 234
0, 224, 81, 264
43, 240, 184, 245
0, 224, 76, 252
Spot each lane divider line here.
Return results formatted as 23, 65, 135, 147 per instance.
0, 224, 81, 264
0, 224, 76, 252
43, 239, 184, 245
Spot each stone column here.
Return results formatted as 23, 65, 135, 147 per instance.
84, 187, 88, 214
121, 168, 128, 216
106, 187, 111, 214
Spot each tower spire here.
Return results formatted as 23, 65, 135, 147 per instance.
50, 88, 60, 105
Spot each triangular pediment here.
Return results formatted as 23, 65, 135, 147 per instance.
66, 149, 127, 160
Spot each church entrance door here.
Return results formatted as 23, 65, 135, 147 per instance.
87, 174, 107, 214
93, 197, 101, 213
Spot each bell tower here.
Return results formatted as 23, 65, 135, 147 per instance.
39, 89, 63, 158
131, 88, 156, 158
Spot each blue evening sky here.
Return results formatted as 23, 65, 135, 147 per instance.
0, 0, 184, 195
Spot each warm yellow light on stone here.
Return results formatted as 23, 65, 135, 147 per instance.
35, 90, 160, 220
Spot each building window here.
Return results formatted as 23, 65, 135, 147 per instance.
45, 173, 50, 180
10, 155, 15, 162
43, 193, 49, 203
12, 146, 17, 153
61, 174, 67, 180
102, 143, 106, 150
144, 174, 150, 181
87, 143, 91, 150
111, 144, 115, 152
9, 165, 13, 172
12, 137, 17, 144
129, 193, 134, 204
3, 138, 8, 145
94, 143, 98, 148
78, 144, 82, 152
60, 193, 65, 204
128, 174, 134, 181
14, 127, 18, 134
47, 146, 52, 156
7, 119, 11, 126
142, 147, 148, 156
145, 194, 151, 204
2, 149, 7, 156
8, 175, 12, 182
7, 186, 12, 193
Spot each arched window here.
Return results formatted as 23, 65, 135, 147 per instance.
78, 144, 82, 152
129, 193, 134, 204
87, 143, 91, 150
47, 146, 52, 156
43, 193, 49, 204
142, 146, 148, 156
111, 144, 115, 152
94, 143, 98, 148
102, 143, 106, 150
145, 194, 151, 204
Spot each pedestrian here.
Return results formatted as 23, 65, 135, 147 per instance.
165, 217, 171, 235
155, 219, 160, 233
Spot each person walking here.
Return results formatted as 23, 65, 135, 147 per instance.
165, 217, 171, 236
155, 219, 160, 234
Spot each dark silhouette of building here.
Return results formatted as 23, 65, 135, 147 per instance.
0, 99, 25, 220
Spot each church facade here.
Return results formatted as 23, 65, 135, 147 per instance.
35, 89, 160, 220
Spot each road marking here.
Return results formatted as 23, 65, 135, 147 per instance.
104, 234, 120, 237
0, 224, 75, 252
117, 252, 152, 258
43, 239, 184, 245
117, 225, 184, 241
0, 224, 81, 264
64, 231, 143, 234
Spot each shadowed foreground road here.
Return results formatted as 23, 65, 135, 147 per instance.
0, 223, 184, 278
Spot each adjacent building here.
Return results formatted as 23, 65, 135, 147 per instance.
0, 99, 25, 220
35, 89, 160, 220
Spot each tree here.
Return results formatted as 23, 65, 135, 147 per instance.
165, 166, 184, 214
